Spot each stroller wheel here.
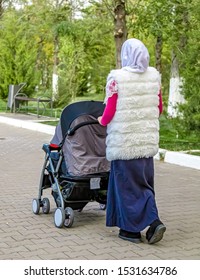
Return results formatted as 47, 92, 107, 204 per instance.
32, 198, 40, 214
54, 207, 65, 228
42, 198, 50, 214
64, 207, 74, 228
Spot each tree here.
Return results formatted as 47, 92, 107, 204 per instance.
0, 0, 74, 99
0, 8, 40, 98
113, 0, 127, 68
167, 1, 190, 117
0, 0, 3, 16
57, 2, 115, 104
178, 0, 200, 132
0, 0, 199, 137
127, 0, 172, 99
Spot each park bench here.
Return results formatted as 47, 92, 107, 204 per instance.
7, 83, 53, 118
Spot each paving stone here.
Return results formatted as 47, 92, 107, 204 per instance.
0, 120, 200, 260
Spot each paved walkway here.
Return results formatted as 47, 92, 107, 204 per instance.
0, 115, 200, 260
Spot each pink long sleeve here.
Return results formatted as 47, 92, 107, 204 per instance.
100, 93, 118, 126
99, 78, 162, 126
158, 90, 163, 114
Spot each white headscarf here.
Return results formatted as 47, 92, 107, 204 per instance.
104, 38, 150, 103
121, 38, 149, 73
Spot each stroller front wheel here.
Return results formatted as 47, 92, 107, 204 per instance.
42, 198, 50, 214
54, 207, 65, 228
64, 207, 74, 228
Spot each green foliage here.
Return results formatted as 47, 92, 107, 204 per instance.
0, 0, 200, 137
0, 98, 7, 111
0, 0, 73, 100
159, 113, 200, 151
126, 0, 173, 101
56, 3, 115, 105
175, 0, 200, 131
0, 9, 40, 98
127, 0, 200, 134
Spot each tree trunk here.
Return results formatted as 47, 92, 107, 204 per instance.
167, 5, 188, 117
52, 34, 59, 101
0, 0, 4, 17
114, 0, 127, 69
155, 35, 162, 73
167, 51, 184, 117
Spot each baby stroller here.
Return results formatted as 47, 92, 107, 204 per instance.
32, 100, 110, 228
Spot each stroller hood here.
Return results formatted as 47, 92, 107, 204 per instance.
51, 101, 110, 177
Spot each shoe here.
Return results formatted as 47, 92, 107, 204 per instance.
119, 229, 141, 243
146, 220, 166, 244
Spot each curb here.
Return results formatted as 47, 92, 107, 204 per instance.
154, 148, 200, 170
164, 151, 200, 170
0, 115, 55, 135
0, 114, 200, 170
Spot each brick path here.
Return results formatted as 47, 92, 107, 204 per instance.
0, 121, 200, 260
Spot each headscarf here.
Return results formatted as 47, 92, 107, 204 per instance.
104, 38, 150, 103
121, 38, 149, 73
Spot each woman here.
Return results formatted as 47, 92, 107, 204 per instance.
98, 38, 166, 244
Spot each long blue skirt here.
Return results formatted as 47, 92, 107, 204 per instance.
106, 158, 159, 232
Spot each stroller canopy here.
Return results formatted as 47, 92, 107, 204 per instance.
60, 100, 106, 137
51, 101, 110, 177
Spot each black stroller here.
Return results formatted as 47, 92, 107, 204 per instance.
32, 100, 110, 228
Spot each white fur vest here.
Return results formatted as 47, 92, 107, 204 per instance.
106, 67, 161, 161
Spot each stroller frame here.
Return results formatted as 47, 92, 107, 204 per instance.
32, 101, 109, 228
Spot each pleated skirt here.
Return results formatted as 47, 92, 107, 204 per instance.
106, 157, 159, 232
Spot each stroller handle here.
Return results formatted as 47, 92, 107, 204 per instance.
67, 120, 99, 136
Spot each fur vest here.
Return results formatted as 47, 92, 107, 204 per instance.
106, 67, 161, 161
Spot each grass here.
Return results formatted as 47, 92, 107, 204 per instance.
185, 151, 200, 156
42, 120, 59, 126
0, 99, 7, 111
159, 114, 200, 152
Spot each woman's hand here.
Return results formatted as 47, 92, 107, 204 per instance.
97, 116, 102, 125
